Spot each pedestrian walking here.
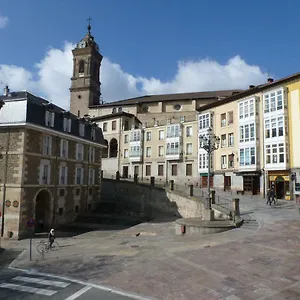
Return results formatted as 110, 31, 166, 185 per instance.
266, 189, 272, 205
48, 229, 55, 248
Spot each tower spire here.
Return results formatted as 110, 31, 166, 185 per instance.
87, 17, 92, 35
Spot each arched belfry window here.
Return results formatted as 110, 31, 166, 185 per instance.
79, 60, 85, 74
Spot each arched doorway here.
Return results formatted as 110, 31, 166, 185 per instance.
35, 189, 52, 232
102, 139, 108, 158
109, 138, 118, 158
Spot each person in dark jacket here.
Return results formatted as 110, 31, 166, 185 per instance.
266, 189, 272, 205
48, 229, 55, 248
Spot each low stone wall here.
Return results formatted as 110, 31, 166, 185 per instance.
100, 178, 205, 219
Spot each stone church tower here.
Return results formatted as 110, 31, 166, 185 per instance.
70, 23, 103, 117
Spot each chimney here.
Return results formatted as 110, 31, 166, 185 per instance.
3, 85, 9, 96
249, 85, 255, 89
267, 78, 274, 83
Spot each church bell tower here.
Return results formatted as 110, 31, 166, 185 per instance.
70, 19, 103, 117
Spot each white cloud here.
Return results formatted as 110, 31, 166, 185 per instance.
0, 41, 270, 110
0, 14, 8, 28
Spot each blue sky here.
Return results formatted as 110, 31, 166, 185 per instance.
0, 0, 299, 108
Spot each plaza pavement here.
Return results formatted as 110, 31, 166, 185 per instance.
2, 190, 300, 300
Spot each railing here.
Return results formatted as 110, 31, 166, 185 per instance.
215, 195, 232, 210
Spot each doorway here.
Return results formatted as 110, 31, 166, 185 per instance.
123, 166, 129, 178
134, 165, 139, 176
35, 189, 52, 233
224, 176, 231, 191
275, 179, 285, 199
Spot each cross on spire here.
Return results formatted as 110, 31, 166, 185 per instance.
87, 17, 92, 34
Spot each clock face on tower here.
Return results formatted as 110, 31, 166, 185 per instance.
78, 41, 86, 49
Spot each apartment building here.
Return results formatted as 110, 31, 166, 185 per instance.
0, 91, 105, 239
197, 73, 300, 199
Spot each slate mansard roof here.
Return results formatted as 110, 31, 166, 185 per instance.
0, 91, 105, 146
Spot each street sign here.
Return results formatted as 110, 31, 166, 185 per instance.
26, 218, 35, 228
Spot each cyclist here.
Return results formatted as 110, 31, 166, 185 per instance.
48, 229, 55, 248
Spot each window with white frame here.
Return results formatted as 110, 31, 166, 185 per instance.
221, 113, 226, 127
198, 153, 207, 169
166, 124, 180, 138
228, 133, 234, 147
88, 168, 95, 185
59, 166, 68, 185
265, 116, 284, 139
75, 168, 84, 185
45, 111, 55, 127
221, 134, 226, 148
239, 98, 255, 119
146, 147, 151, 157
60, 139, 68, 158
166, 142, 179, 155
158, 146, 164, 156
124, 149, 129, 158
264, 89, 284, 113
79, 123, 85, 137
124, 134, 129, 143
240, 147, 256, 166
239, 123, 255, 143
249, 99, 254, 116
239, 103, 244, 119
39, 162, 51, 185
266, 143, 285, 164
159, 130, 164, 140
146, 132, 151, 141
221, 155, 227, 169
76, 143, 84, 160
186, 126, 193, 137
130, 145, 141, 157
43, 135, 52, 155
63, 118, 72, 132
199, 113, 210, 130
130, 130, 141, 142
89, 147, 95, 162
186, 143, 192, 155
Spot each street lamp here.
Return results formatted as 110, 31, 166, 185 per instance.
199, 127, 220, 209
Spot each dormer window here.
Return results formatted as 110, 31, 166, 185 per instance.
79, 60, 85, 75
79, 123, 85, 137
45, 110, 55, 127
112, 107, 117, 113
118, 107, 122, 112
63, 118, 72, 133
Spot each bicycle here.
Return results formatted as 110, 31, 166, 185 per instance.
37, 240, 59, 253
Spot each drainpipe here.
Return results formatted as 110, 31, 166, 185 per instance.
1, 127, 10, 237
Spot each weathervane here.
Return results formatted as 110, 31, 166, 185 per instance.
87, 17, 92, 34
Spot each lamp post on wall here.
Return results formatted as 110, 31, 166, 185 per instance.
199, 127, 220, 210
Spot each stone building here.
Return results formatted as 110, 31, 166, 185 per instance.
0, 91, 105, 239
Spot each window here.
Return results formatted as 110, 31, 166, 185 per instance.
40, 163, 51, 185
63, 118, 72, 132
186, 164, 192, 176
112, 121, 116, 131
166, 124, 180, 138
75, 168, 84, 185
124, 120, 129, 131
146, 132, 151, 141
228, 111, 233, 125
278, 117, 284, 136
240, 98, 255, 119
124, 149, 129, 158
221, 155, 227, 169
228, 133, 234, 147
266, 145, 271, 164
180, 116, 185, 122
158, 146, 164, 157
166, 142, 179, 155
266, 143, 285, 164
186, 143, 192, 155
103, 122, 107, 132
199, 153, 208, 169
272, 144, 277, 163
244, 124, 249, 142
265, 116, 285, 139
159, 130, 164, 140
146, 165, 151, 176
171, 164, 177, 176
250, 123, 255, 141
60, 140, 68, 158
239, 147, 256, 166
199, 113, 210, 130
59, 166, 68, 185
174, 104, 181, 110
91, 128, 96, 140
279, 143, 285, 163
124, 134, 129, 143
271, 118, 276, 137
79, 60, 85, 73
240, 123, 255, 143
264, 89, 284, 113
76, 143, 84, 160
158, 164, 164, 176
239, 126, 244, 143
186, 126, 193, 137
88, 168, 95, 185
43, 135, 52, 155
59, 189, 65, 197
265, 120, 270, 138
118, 107, 122, 112
146, 147, 151, 157
228, 154, 234, 168
239, 103, 244, 119
79, 123, 85, 137
75, 188, 80, 196
130, 130, 141, 142
249, 99, 254, 116
89, 147, 95, 162
130, 145, 141, 157
221, 134, 226, 148
221, 113, 226, 127
45, 111, 55, 127
244, 101, 249, 118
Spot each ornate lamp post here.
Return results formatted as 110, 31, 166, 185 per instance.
199, 127, 220, 210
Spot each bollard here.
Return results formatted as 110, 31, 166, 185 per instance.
134, 174, 138, 183
211, 190, 216, 204
189, 184, 193, 197
206, 197, 211, 210
116, 171, 120, 181
170, 180, 174, 190
232, 198, 240, 221
101, 170, 103, 180
150, 176, 155, 187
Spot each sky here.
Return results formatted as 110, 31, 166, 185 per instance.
0, 0, 299, 110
